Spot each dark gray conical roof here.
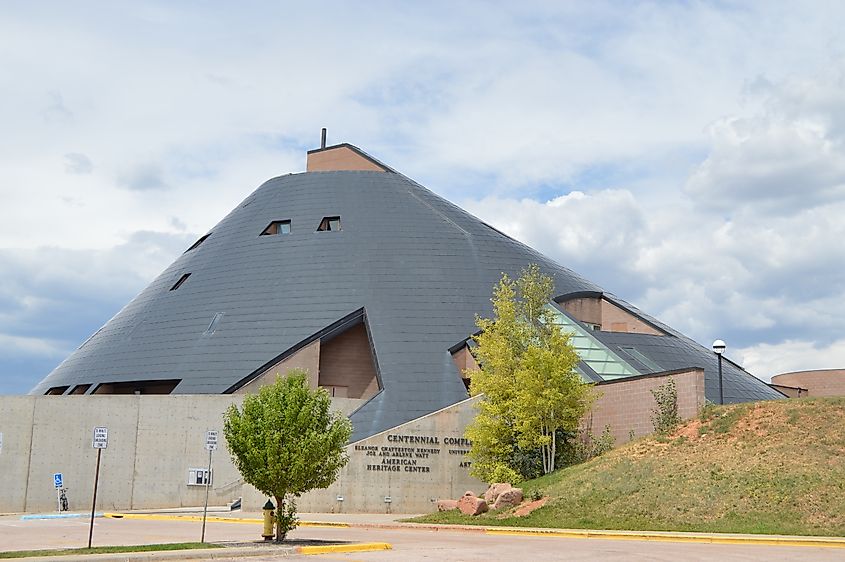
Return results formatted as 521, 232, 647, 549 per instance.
33, 161, 782, 439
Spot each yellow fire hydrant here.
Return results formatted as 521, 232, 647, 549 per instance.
262, 499, 276, 540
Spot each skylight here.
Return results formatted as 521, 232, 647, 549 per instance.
547, 304, 641, 381
204, 312, 225, 335
170, 273, 191, 291
184, 233, 211, 252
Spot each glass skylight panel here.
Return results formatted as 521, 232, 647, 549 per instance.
546, 304, 640, 381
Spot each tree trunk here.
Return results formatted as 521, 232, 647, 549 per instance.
274, 495, 285, 542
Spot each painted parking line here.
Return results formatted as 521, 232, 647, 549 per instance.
20, 512, 104, 520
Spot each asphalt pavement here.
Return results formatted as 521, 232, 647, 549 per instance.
1, 510, 843, 561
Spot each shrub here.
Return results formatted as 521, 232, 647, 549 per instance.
651, 378, 680, 434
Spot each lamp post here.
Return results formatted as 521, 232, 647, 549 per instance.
712, 339, 726, 405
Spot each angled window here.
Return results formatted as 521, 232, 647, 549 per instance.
69, 384, 91, 395
184, 233, 211, 253
261, 220, 291, 236
317, 216, 341, 232
45, 386, 69, 395
170, 273, 191, 291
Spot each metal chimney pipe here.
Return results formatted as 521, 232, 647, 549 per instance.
321, 128, 327, 149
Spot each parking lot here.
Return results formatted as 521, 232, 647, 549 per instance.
2, 512, 844, 561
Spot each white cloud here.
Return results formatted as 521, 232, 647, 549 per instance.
0, 334, 67, 359
64, 153, 93, 175
3, 2, 845, 391
737, 339, 845, 381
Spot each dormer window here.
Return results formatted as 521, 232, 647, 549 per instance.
317, 216, 341, 232
261, 220, 291, 236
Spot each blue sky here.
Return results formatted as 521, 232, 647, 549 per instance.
3, 1, 845, 394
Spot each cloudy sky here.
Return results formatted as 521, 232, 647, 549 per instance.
3, 1, 845, 394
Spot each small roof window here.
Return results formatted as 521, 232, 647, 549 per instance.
184, 233, 211, 253
261, 220, 291, 236
170, 273, 191, 291
204, 312, 225, 335
317, 216, 341, 232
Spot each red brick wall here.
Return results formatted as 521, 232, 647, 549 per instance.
583, 368, 705, 444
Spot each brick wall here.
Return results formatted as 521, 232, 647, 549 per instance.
318, 323, 380, 400
771, 369, 845, 397
583, 368, 705, 444
560, 296, 664, 336
234, 339, 320, 394
599, 299, 664, 336
562, 297, 602, 326
306, 146, 387, 172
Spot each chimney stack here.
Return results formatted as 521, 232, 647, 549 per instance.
321, 128, 327, 149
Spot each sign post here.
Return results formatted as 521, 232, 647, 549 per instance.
54, 473, 63, 512
88, 427, 108, 549
201, 430, 218, 543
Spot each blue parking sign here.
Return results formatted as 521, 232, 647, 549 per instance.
54, 473, 63, 488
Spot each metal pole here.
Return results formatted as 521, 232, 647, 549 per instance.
718, 354, 724, 405
201, 448, 212, 543
57, 487, 61, 513
88, 448, 101, 549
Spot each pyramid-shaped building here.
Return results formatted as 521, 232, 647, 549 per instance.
33, 142, 782, 441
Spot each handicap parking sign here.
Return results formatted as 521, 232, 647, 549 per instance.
54, 473, 63, 488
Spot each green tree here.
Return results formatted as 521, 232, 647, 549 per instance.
466, 264, 594, 481
223, 370, 352, 541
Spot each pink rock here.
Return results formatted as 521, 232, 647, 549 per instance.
436, 499, 458, 512
492, 488, 524, 510
458, 494, 489, 516
483, 483, 513, 504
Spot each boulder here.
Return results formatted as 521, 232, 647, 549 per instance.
492, 487, 524, 510
436, 499, 458, 512
457, 493, 489, 516
483, 483, 513, 504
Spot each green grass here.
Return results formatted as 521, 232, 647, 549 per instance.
0, 543, 221, 559
411, 398, 845, 536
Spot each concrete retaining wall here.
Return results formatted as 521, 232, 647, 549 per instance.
1, 369, 704, 514
0, 395, 361, 514
261, 396, 485, 514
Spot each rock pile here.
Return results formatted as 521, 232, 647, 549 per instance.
437, 483, 524, 516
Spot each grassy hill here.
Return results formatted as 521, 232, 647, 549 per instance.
413, 398, 845, 536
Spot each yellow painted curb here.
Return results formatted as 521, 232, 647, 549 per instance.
484, 528, 845, 548
299, 521, 351, 528
298, 542, 392, 555
103, 513, 349, 528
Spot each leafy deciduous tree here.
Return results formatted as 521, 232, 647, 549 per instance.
465, 264, 594, 481
223, 370, 352, 541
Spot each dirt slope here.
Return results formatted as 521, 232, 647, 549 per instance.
416, 398, 845, 536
